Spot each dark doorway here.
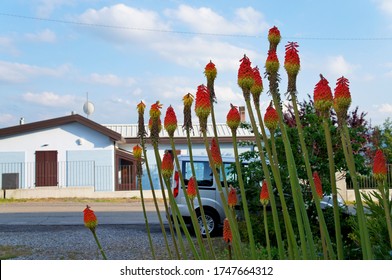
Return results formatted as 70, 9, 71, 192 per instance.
35, 151, 58, 186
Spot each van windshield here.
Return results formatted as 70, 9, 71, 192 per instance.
182, 161, 236, 187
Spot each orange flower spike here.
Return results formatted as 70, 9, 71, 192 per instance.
312, 171, 323, 199
137, 101, 146, 115
164, 105, 178, 137
204, 60, 217, 82
284, 42, 300, 77
148, 117, 162, 132
313, 74, 333, 115
226, 104, 241, 131
133, 145, 142, 160
223, 218, 232, 244
260, 180, 269, 206
373, 149, 388, 182
210, 138, 222, 168
250, 66, 263, 104
149, 101, 163, 120
228, 186, 237, 208
183, 93, 194, 107
83, 205, 98, 232
333, 76, 352, 114
195, 84, 211, 120
264, 102, 279, 132
265, 49, 280, 74
187, 177, 197, 200
161, 152, 174, 180
238, 54, 255, 93
268, 26, 281, 50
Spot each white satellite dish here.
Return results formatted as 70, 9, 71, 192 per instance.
83, 92, 95, 118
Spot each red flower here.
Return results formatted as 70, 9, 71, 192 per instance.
373, 149, 388, 182
226, 104, 241, 131
137, 101, 146, 115
312, 171, 323, 199
251, 66, 263, 101
164, 105, 178, 137
268, 26, 281, 49
265, 50, 279, 74
194, 84, 211, 121
187, 176, 197, 200
148, 117, 162, 132
238, 54, 255, 91
149, 101, 163, 120
223, 218, 232, 244
313, 75, 333, 114
264, 103, 279, 132
284, 42, 300, 77
228, 186, 237, 208
161, 152, 174, 180
333, 76, 351, 114
204, 60, 217, 82
210, 138, 222, 168
260, 180, 269, 206
133, 145, 142, 160
83, 205, 97, 231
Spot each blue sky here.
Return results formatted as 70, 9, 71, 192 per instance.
0, 0, 391, 128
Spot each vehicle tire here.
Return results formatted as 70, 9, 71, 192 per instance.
196, 208, 219, 237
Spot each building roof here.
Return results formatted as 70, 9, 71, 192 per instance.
0, 114, 123, 142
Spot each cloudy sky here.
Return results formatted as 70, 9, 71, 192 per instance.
0, 0, 391, 128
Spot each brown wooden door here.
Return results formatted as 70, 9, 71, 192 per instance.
35, 151, 58, 186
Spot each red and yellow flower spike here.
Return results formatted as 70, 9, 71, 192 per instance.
137, 101, 146, 115
238, 54, 255, 96
265, 49, 279, 74
195, 84, 211, 131
284, 42, 300, 77
210, 137, 222, 168
260, 180, 269, 206
133, 145, 142, 160
223, 218, 232, 244
333, 76, 352, 116
187, 176, 197, 200
148, 117, 162, 132
312, 171, 323, 199
313, 74, 333, 116
226, 104, 241, 132
161, 151, 174, 180
268, 26, 281, 50
149, 101, 163, 120
83, 205, 98, 232
250, 66, 263, 104
228, 186, 238, 208
264, 102, 279, 133
373, 149, 388, 183
164, 105, 178, 137
183, 92, 194, 107
204, 60, 217, 83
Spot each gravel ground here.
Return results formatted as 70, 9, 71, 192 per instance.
0, 224, 174, 260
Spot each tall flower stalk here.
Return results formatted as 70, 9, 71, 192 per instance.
83, 205, 107, 260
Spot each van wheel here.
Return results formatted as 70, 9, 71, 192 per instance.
196, 209, 219, 237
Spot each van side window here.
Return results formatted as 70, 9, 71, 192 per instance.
183, 161, 213, 187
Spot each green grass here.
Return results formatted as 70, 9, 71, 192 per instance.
0, 245, 32, 260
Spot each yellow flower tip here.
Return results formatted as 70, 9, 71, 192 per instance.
183, 93, 194, 107
137, 101, 146, 114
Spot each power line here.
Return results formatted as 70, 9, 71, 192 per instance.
1, 12, 392, 41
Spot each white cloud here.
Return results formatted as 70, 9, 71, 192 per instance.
25, 29, 57, 43
379, 103, 392, 113
22, 92, 77, 107
88, 73, 135, 87
327, 55, 358, 77
0, 114, 14, 124
374, 0, 392, 16
36, 0, 75, 17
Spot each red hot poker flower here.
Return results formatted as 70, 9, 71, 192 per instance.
226, 104, 241, 131
333, 76, 352, 115
183, 92, 194, 107
265, 50, 279, 74
223, 218, 232, 244
148, 117, 162, 132
161, 152, 174, 180
133, 145, 142, 160
83, 205, 98, 231
260, 180, 269, 206
264, 102, 279, 132
204, 60, 217, 82
187, 176, 197, 200
373, 149, 388, 182
268, 26, 281, 50
195, 84, 211, 121
137, 101, 146, 115
251, 66, 263, 103
313, 74, 333, 115
312, 171, 323, 199
149, 101, 163, 120
238, 54, 255, 92
284, 42, 300, 77
210, 138, 222, 168
164, 105, 178, 137
228, 186, 237, 208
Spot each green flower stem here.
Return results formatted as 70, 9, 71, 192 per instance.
152, 144, 181, 259
340, 123, 372, 259
232, 131, 256, 259
202, 131, 243, 259
319, 222, 327, 259
186, 129, 216, 259
244, 97, 285, 259
137, 171, 156, 259
91, 229, 107, 260
263, 204, 272, 260
140, 139, 173, 259
321, 117, 343, 259
290, 93, 336, 259
378, 180, 392, 249
255, 102, 299, 259
169, 137, 207, 259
